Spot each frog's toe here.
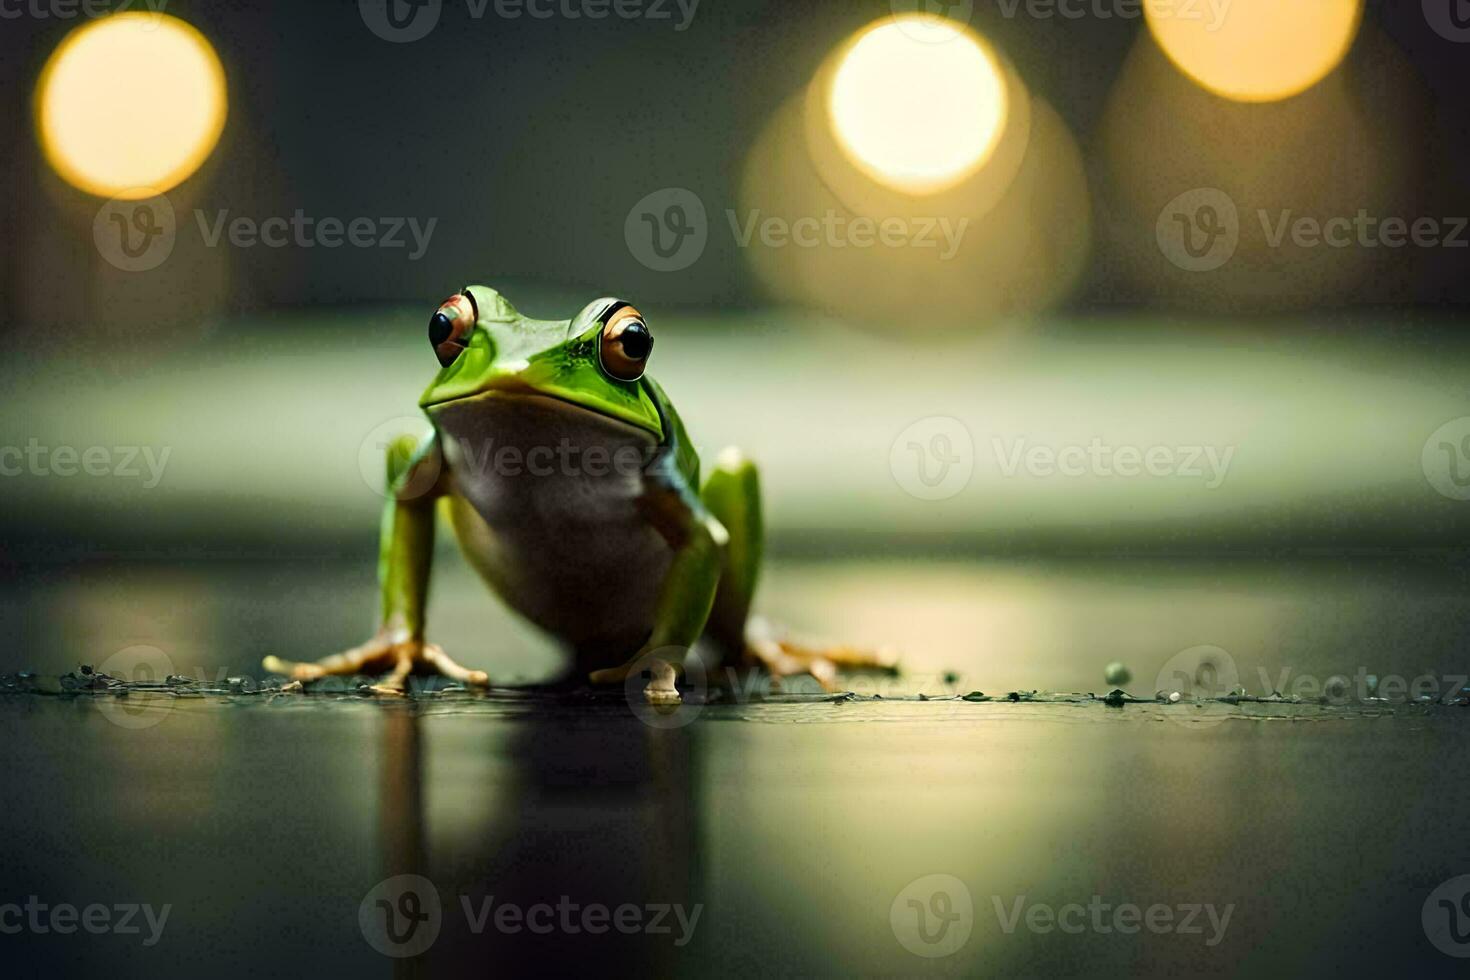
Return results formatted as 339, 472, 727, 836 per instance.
743, 617, 898, 694
588, 651, 684, 704
261, 643, 388, 681
419, 642, 490, 687
262, 634, 490, 691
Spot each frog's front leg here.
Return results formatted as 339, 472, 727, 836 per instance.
700, 448, 897, 692
262, 433, 489, 694
586, 483, 726, 704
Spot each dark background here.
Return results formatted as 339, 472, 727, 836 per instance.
2, 0, 1467, 324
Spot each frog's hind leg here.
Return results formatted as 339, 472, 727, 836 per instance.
699, 448, 763, 657
262, 432, 489, 694
699, 448, 897, 694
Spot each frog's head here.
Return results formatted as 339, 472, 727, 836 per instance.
418, 285, 662, 438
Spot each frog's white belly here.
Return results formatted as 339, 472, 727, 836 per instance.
430, 392, 673, 660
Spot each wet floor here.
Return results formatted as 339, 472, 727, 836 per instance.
3, 556, 1470, 976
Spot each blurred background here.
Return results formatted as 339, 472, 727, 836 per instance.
3, 0, 1470, 681
6, 4, 1470, 977
0, 0, 1468, 687
3, 0, 1470, 567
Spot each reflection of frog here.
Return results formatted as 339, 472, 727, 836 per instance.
265, 287, 888, 698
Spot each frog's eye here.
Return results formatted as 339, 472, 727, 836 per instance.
598, 304, 653, 382
429, 290, 477, 367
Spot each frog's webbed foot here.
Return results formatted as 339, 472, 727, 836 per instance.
262, 627, 489, 695
743, 617, 898, 694
588, 652, 683, 704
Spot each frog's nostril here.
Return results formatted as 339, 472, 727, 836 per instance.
429, 311, 454, 346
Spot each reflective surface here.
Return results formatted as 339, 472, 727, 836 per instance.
3, 557, 1470, 976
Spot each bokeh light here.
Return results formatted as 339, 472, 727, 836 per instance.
1144, 0, 1362, 103
1099, 23, 1426, 311
36, 13, 227, 198
827, 15, 1008, 195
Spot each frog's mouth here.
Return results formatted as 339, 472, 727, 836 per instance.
424, 375, 664, 442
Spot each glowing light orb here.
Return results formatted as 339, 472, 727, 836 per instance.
827, 16, 1009, 196
36, 13, 228, 198
1145, 0, 1362, 103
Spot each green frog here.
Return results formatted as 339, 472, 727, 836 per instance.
264, 286, 888, 698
